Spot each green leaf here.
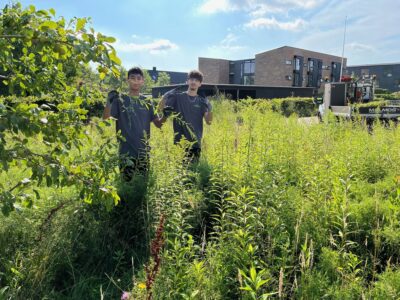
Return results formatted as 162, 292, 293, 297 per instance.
103, 36, 116, 43
256, 279, 270, 290
250, 267, 257, 282
190, 290, 199, 297
76, 18, 86, 32
49, 8, 56, 16
109, 51, 121, 65
240, 286, 253, 292
33, 189, 40, 199
10, 268, 23, 278
46, 175, 52, 187
111, 66, 121, 77
40, 21, 58, 30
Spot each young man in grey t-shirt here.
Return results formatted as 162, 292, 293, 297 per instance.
159, 70, 212, 163
103, 67, 162, 181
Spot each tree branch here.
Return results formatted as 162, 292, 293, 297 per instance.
0, 35, 25, 38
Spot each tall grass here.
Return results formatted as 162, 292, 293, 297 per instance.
1, 98, 400, 299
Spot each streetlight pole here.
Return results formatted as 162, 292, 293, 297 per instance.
339, 16, 347, 81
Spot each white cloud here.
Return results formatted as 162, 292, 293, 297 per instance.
347, 42, 376, 52
205, 33, 248, 59
278, 0, 321, 9
249, 3, 285, 17
197, 0, 236, 14
198, 0, 325, 15
293, 0, 400, 64
114, 38, 179, 54
221, 33, 239, 46
245, 17, 306, 31
198, 0, 320, 33
208, 33, 246, 51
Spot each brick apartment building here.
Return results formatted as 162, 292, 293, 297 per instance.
199, 46, 347, 88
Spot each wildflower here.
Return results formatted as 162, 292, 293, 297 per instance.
121, 291, 131, 300
138, 282, 146, 289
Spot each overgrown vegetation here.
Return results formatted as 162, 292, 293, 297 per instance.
1, 3, 400, 300
1, 99, 400, 299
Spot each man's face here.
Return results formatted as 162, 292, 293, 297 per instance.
127, 74, 144, 91
187, 77, 202, 91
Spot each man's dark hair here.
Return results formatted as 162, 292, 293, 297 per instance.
127, 67, 144, 78
188, 70, 203, 82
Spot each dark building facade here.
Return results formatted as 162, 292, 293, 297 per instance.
345, 63, 400, 92
199, 46, 346, 89
146, 67, 187, 84
228, 59, 255, 85
152, 83, 314, 100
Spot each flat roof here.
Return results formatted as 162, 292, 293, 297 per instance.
347, 62, 400, 67
152, 83, 314, 89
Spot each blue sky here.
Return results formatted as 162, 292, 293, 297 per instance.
12, 0, 400, 72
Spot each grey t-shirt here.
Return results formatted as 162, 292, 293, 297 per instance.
165, 91, 209, 149
110, 94, 156, 158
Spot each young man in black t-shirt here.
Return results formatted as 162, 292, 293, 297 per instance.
103, 67, 162, 181
159, 70, 212, 163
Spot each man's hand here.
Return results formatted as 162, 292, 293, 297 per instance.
106, 90, 119, 106
163, 106, 174, 118
200, 98, 212, 113
104, 90, 119, 120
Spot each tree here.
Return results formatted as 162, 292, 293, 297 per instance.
103, 66, 129, 91
156, 72, 171, 87
0, 3, 122, 215
142, 69, 155, 94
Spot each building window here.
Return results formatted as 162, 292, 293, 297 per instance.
229, 74, 234, 84
384, 66, 393, 78
308, 59, 314, 72
317, 60, 323, 87
294, 57, 301, 71
307, 58, 314, 87
293, 74, 301, 86
307, 58, 322, 87
240, 60, 255, 85
243, 75, 254, 85
243, 60, 255, 74
331, 61, 341, 82
293, 55, 303, 87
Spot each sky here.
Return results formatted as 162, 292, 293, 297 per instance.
9, 0, 400, 72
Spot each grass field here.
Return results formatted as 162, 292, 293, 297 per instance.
1, 98, 400, 299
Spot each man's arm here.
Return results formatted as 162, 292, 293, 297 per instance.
204, 111, 213, 125
158, 90, 177, 123
202, 98, 213, 125
152, 116, 164, 128
103, 105, 111, 120
103, 90, 119, 120
158, 95, 167, 114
